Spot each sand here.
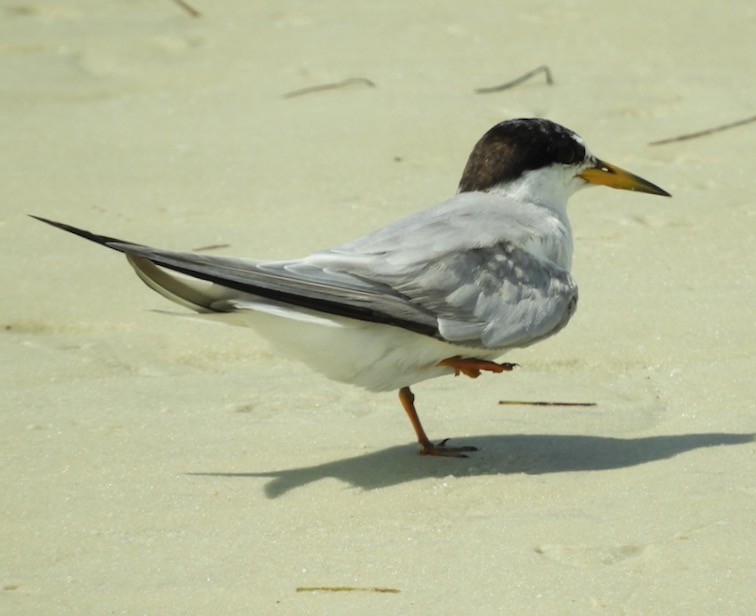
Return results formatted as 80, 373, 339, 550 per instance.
1, 1, 754, 614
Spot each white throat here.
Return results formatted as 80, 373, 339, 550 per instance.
485, 164, 587, 215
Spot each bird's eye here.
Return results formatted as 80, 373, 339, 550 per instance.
554, 141, 581, 164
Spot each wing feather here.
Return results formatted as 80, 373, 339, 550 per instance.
33, 190, 577, 351
312, 240, 577, 349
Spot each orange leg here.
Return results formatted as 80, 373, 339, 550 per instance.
398, 386, 477, 457
437, 355, 518, 379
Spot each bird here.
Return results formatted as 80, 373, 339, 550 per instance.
33, 118, 670, 457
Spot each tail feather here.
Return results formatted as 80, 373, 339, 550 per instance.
32, 215, 226, 313
125, 255, 222, 313
31, 215, 440, 338
30, 215, 139, 249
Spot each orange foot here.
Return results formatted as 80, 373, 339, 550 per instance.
419, 439, 478, 458
437, 355, 518, 379
399, 386, 478, 458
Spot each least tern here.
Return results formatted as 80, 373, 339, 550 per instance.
34, 118, 670, 457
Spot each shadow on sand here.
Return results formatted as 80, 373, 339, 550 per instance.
188, 432, 753, 498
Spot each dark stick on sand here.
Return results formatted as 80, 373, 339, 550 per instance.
649, 114, 756, 146
192, 243, 231, 252
475, 66, 554, 94
296, 586, 400, 594
498, 400, 597, 407
282, 77, 376, 99
171, 0, 201, 18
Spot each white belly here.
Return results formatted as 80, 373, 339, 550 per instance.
195, 304, 503, 392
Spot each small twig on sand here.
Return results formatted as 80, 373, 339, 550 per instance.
498, 400, 597, 407
192, 243, 230, 252
171, 0, 201, 17
282, 77, 376, 99
475, 65, 553, 94
296, 587, 400, 594
649, 114, 756, 146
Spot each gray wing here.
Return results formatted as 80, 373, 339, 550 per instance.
124, 239, 576, 350
311, 240, 578, 349
31, 216, 439, 337
121, 248, 442, 336
303, 191, 578, 348
33, 196, 577, 350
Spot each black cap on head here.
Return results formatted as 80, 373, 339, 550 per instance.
458, 119, 588, 193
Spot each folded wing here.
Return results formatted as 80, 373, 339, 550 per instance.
33, 206, 577, 351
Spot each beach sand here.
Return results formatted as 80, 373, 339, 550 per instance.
1, 1, 754, 614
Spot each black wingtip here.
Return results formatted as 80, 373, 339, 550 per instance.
29, 215, 137, 251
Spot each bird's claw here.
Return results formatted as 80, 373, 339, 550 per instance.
419, 439, 478, 458
438, 356, 519, 379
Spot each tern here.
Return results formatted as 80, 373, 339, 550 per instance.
33, 118, 670, 456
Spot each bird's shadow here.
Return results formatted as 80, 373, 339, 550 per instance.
188, 432, 754, 498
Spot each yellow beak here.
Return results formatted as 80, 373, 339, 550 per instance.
578, 159, 671, 196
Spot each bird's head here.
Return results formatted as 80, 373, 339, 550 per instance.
457, 118, 670, 209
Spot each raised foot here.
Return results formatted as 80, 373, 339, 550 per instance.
437, 355, 519, 379
419, 439, 478, 458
